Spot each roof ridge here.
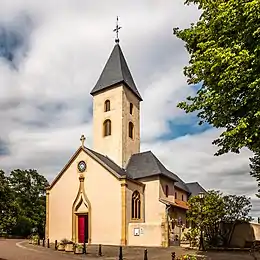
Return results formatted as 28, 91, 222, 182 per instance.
118, 45, 124, 80
149, 152, 162, 174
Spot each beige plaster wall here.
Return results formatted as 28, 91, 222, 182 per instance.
84, 151, 122, 245
92, 86, 123, 167
128, 223, 162, 247
126, 180, 144, 224
125, 180, 144, 244
230, 222, 260, 248
139, 176, 165, 223
48, 152, 83, 242
159, 177, 175, 203
122, 86, 140, 167
48, 149, 122, 245
92, 84, 140, 168
174, 187, 188, 202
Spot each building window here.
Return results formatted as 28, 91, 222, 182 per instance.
175, 192, 177, 199
129, 122, 134, 139
104, 100, 110, 112
182, 194, 184, 201
103, 119, 111, 136
130, 103, 133, 114
165, 185, 169, 197
132, 191, 141, 219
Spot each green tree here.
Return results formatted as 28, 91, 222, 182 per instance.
187, 190, 225, 247
222, 194, 252, 223
0, 170, 18, 235
8, 169, 49, 237
187, 191, 252, 248
173, 0, 260, 156
250, 152, 260, 197
222, 194, 252, 246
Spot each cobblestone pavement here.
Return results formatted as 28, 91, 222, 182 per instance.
0, 239, 258, 260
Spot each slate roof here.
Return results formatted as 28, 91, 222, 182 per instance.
126, 151, 179, 183
86, 148, 127, 177
90, 43, 143, 101
172, 174, 191, 193
186, 182, 206, 197
85, 148, 197, 195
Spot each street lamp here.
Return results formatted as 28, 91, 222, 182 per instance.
198, 192, 204, 200
198, 192, 205, 251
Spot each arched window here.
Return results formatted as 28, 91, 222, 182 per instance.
103, 119, 111, 136
165, 185, 169, 197
104, 100, 110, 112
130, 103, 133, 115
129, 122, 134, 139
131, 191, 141, 219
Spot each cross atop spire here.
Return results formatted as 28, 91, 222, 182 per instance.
80, 134, 86, 148
113, 16, 121, 44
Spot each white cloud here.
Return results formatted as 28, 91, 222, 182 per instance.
0, 0, 258, 217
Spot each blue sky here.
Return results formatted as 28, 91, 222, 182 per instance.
161, 117, 212, 140
0, 0, 257, 218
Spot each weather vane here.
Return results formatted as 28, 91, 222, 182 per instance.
113, 16, 122, 43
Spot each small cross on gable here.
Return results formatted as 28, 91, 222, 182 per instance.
80, 134, 86, 148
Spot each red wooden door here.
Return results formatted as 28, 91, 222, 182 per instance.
78, 215, 85, 243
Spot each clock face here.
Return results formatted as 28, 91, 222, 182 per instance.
78, 161, 86, 172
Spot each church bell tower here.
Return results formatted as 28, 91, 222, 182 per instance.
90, 27, 142, 168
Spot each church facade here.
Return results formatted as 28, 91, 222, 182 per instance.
45, 40, 205, 247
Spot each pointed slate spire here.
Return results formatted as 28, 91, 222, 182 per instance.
90, 43, 143, 101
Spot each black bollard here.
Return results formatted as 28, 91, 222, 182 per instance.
144, 249, 148, 260
83, 242, 86, 254
55, 240, 58, 250
37, 239, 40, 245
171, 252, 176, 260
98, 244, 102, 256
47, 239, 50, 248
119, 246, 123, 260
42, 238, 45, 247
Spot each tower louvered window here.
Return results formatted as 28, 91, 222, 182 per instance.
103, 119, 111, 136
129, 122, 134, 139
104, 100, 110, 112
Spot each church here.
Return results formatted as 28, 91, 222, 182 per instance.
45, 36, 205, 247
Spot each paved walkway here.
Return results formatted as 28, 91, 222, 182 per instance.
0, 239, 257, 260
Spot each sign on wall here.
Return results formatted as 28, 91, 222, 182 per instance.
134, 228, 140, 236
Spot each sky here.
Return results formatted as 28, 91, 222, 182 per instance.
0, 0, 258, 218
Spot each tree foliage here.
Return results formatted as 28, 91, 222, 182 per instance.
250, 152, 260, 197
0, 169, 49, 238
187, 191, 252, 247
222, 194, 252, 223
173, 0, 260, 156
188, 191, 225, 246
0, 170, 18, 234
